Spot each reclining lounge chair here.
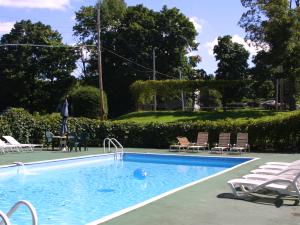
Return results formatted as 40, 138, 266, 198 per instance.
187, 132, 209, 152
229, 133, 249, 154
210, 133, 231, 154
169, 137, 190, 152
228, 172, 300, 206
2, 136, 43, 152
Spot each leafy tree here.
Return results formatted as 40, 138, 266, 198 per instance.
73, 2, 199, 117
213, 35, 250, 106
199, 88, 222, 109
0, 20, 78, 113
239, 0, 300, 109
68, 85, 108, 119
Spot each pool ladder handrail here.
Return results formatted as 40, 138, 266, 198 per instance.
0, 200, 38, 225
103, 138, 124, 160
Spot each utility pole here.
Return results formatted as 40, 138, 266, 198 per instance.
153, 48, 157, 111
179, 69, 185, 111
97, 0, 105, 120
276, 79, 279, 111
280, 78, 284, 111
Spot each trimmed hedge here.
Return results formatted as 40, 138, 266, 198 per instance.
130, 80, 244, 105
0, 108, 300, 152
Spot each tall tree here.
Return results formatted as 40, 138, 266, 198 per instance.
213, 35, 249, 106
73, 2, 199, 117
0, 20, 78, 113
239, 0, 300, 109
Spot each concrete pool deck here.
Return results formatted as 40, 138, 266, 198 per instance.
1, 148, 299, 225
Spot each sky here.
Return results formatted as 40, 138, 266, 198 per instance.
0, 0, 259, 75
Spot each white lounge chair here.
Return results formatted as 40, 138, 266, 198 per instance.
252, 162, 300, 175
259, 164, 290, 170
0, 139, 19, 153
259, 160, 300, 170
243, 169, 300, 181
2, 136, 42, 152
264, 160, 300, 167
228, 173, 300, 203
251, 167, 300, 175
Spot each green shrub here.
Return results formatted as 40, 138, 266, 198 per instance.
0, 108, 299, 152
0, 108, 35, 143
68, 85, 108, 119
199, 88, 222, 108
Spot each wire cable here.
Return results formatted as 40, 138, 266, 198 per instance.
0, 43, 178, 79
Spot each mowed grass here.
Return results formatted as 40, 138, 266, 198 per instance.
114, 109, 286, 123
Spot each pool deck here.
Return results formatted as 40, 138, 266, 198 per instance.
1, 148, 300, 225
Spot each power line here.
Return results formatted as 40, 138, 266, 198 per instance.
102, 45, 175, 79
0, 43, 177, 79
0, 43, 95, 48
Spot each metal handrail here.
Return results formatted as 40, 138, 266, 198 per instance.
110, 138, 123, 152
103, 138, 124, 160
0, 200, 38, 225
0, 211, 11, 225
110, 138, 124, 160
103, 138, 111, 153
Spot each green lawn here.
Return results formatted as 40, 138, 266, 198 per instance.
114, 109, 286, 123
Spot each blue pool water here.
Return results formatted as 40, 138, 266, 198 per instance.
0, 153, 252, 225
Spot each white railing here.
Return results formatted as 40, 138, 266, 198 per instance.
103, 138, 124, 160
0, 211, 10, 225
0, 200, 38, 225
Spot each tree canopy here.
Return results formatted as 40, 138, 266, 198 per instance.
239, 0, 300, 109
73, 2, 200, 117
0, 20, 78, 113
213, 35, 249, 105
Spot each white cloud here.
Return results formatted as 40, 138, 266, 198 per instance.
189, 17, 204, 33
231, 34, 262, 56
204, 34, 266, 57
204, 37, 218, 56
0, 21, 14, 34
0, 0, 70, 10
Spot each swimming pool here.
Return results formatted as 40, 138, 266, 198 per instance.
0, 153, 254, 225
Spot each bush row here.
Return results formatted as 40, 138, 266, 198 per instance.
1, 108, 299, 152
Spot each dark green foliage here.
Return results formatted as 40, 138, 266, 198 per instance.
1, 108, 36, 143
0, 20, 78, 113
74, 3, 199, 117
199, 88, 222, 108
0, 108, 299, 152
68, 85, 108, 119
239, 0, 300, 109
130, 79, 243, 106
213, 35, 250, 106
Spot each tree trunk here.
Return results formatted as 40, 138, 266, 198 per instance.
285, 76, 297, 110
